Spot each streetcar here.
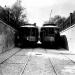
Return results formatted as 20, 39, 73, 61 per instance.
15, 24, 38, 47
40, 24, 68, 49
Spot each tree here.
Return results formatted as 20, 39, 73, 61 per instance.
44, 15, 66, 27
0, 1, 28, 29
0, 6, 10, 24
55, 17, 66, 27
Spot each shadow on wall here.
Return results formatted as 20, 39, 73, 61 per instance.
0, 20, 15, 53
60, 24, 75, 53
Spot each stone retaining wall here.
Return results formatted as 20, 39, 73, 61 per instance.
0, 20, 15, 53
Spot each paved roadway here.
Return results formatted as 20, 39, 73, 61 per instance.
0, 48, 75, 75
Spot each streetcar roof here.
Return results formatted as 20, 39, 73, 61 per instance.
42, 25, 59, 28
20, 25, 37, 28
43, 23, 56, 26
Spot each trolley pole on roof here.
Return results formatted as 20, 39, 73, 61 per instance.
17, 0, 21, 6
49, 9, 52, 20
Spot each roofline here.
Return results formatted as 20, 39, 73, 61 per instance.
43, 24, 56, 25
41, 25, 59, 28
20, 25, 37, 28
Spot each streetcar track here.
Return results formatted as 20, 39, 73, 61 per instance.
45, 49, 57, 75
64, 55, 75, 64
0, 48, 33, 75
0, 48, 21, 64
20, 56, 31, 75
48, 58, 57, 75
20, 49, 33, 75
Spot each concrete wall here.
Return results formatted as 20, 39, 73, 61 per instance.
0, 20, 15, 53
60, 24, 75, 53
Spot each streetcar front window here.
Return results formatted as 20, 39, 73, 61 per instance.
29, 28, 38, 36
19, 27, 38, 36
41, 27, 59, 36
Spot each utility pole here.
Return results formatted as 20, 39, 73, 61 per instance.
5, 5, 10, 24
70, 13, 72, 26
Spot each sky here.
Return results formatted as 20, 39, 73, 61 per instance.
0, 0, 75, 27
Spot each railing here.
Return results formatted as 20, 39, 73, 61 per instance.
60, 13, 75, 31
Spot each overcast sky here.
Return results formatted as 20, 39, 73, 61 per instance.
0, 0, 75, 27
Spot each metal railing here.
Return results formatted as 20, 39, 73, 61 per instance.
60, 13, 75, 31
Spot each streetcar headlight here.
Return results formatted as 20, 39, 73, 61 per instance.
45, 36, 55, 41
54, 30, 58, 34
50, 37, 55, 41
27, 36, 36, 41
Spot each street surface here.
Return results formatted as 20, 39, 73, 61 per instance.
0, 48, 75, 75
